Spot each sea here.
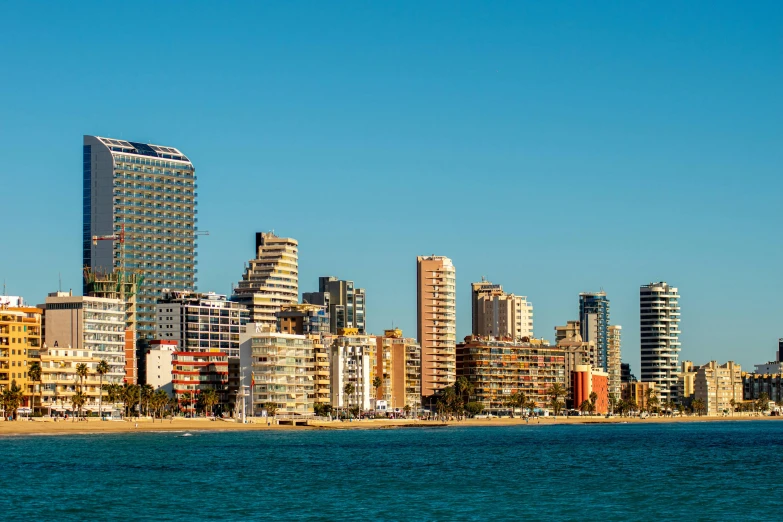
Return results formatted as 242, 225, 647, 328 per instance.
2, 421, 781, 521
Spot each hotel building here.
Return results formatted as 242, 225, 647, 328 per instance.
417, 255, 456, 398
640, 282, 681, 402
232, 232, 299, 330
374, 329, 422, 412
694, 361, 742, 415
83, 136, 198, 341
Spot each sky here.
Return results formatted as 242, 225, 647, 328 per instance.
0, 2, 781, 372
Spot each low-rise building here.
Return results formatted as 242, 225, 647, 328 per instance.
694, 361, 742, 415
144, 340, 176, 394
742, 372, 783, 403
572, 365, 609, 414
38, 346, 106, 416
621, 381, 656, 411
456, 336, 566, 412
172, 350, 231, 415
375, 329, 421, 413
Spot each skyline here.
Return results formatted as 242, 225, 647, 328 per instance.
1, 2, 781, 372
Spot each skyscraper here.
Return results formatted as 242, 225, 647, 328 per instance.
579, 292, 610, 371
83, 136, 198, 341
232, 232, 299, 330
607, 325, 622, 399
416, 255, 456, 398
302, 276, 366, 334
640, 282, 681, 402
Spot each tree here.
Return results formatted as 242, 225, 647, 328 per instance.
547, 384, 566, 417
95, 360, 110, 419
2, 380, 24, 420
149, 390, 169, 421
263, 402, 278, 418
121, 383, 140, 418
589, 391, 598, 416
608, 393, 618, 415
757, 393, 770, 414
627, 398, 638, 416
507, 391, 527, 417
71, 390, 87, 419
372, 376, 382, 399
140, 384, 154, 416
199, 388, 219, 417
454, 376, 473, 413
75, 363, 89, 393
28, 361, 42, 415
465, 401, 484, 417
439, 386, 458, 415
729, 398, 736, 416
692, 398, 705, 416
349, 405, 361, 418
403, 404, 411, 417
579, 400, 591, 415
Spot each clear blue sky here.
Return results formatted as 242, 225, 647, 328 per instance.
1, 2, 781, 372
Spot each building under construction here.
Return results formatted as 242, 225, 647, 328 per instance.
83, 267, 140, 384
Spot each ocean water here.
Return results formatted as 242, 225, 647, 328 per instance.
2, 421, 782, 521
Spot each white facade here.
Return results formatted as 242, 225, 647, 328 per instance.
329, 337, 374, 411
753, 362, 783, 375
43, 292, 126, 384
239, 325, 313, 416
640, 282, 681, 402
145, 346, 174, 394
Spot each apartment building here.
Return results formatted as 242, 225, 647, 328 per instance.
475, 292, 534, 340
694, 361, 742, 415
328, 331, 377, 411
375, 329, 422, 412
0, 306, 42, 410
417, 255, 456, 398
303, 277, 366, 334
640, 282, 681, 402
232, 232, 299, 330
572, 365, 609, 414
607, 325, 622, 399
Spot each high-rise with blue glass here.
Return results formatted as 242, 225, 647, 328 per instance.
579, 292, 610, 371
83, 135, 198, 341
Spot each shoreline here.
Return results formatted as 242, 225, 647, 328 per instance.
1, 414, 780, 437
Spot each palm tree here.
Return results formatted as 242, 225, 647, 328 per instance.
75, 363, 89, 392
28, 361, 42, 415
121, 383, 140, 418
150, 389, 169, 421
757, 393, 770, 414
372, 376, 382, 402
579, 400, 591, 415
692, 398, 705, 416
71, 390, 87, 420
627, 398, 638, 416
608, 393, 618, 415
140, 384, 153, 417
95, 360, 110, 420
547, 383, 567, 417
454, 376, 473, 414
263, 401, 278, 417
440, 386, 458, 416
199, 388, 219, 417
589, 391, 598, 416
343, 383, 355, 419
2, 380, 24, 420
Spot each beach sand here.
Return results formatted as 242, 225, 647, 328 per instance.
0, 413, 779, 437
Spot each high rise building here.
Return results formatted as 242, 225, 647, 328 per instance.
470, 279, 503, 334
640, 282, 681, 403
374, 329, 422, 413
579, 292, 610, 371
83, 136, 198, 341
42, 292, 127, 385
328, 331, 377, 412
232, 232, 299, 330
607, 325, 622, 399
303, 277, 366, 334
476, 292, 534, 340
778, 338, 782, 362
416, 255, 456, 398
276, 304, 329, 336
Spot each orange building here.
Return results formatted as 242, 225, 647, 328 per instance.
572, 365, 609, 414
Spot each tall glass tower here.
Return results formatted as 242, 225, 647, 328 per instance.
579, 292, 610, 371
83, 135, 198, 341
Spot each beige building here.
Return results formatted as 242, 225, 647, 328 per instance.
375, 329, 421, 412
677, 360, 697, 401
42, 292, 126, 385
417, 255, 456, 398
38, 347, 107, 415
607, 325, 622, 399
476, 292, 533, 340
621, 381, 656, 411
694, 361, 742, 415
554, 320, 581, 344
239, 327, 313, 416
232, 232, 299, 330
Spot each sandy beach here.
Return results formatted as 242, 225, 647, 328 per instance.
1, 414, 780, 437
